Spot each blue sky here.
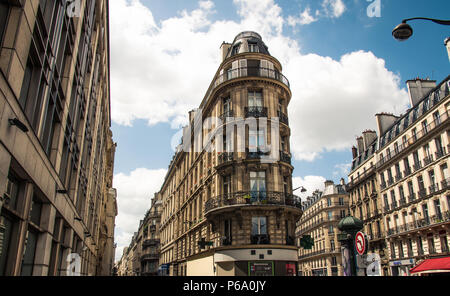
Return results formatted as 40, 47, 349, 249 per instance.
110, 0, 449, 260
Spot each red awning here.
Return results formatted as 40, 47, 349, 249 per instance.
410, 257, 450, 274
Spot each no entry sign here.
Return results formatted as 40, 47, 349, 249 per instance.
355, 231, 366, 255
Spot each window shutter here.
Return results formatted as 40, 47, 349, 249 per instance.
239, 59, 247, 77
260, 60, 268, 77
267, 61, 275, 78
231, 60, 239, 78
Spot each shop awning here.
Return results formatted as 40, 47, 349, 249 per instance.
410, 257, 450, 274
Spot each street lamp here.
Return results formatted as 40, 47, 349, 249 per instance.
392, 17, 450, 41
293, 186, 307, 193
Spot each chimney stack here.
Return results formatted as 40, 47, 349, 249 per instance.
351, 146, 358, 159
406, 78, 437, 107
375, 113, 399, 136
362, 130, 377, 150
220, 42, 231, 62
356, 137, 364, 155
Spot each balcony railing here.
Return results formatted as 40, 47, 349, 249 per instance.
244, 106, 268, 118
140, 253, 159, 261
413, 161, 422, 172
214, 66, 290, 89
143, 239, 160, 248
377, 109, 449, 167
218, 152, 234, 165
277, 110, 289, 125
404, 167, 412, 177
429, 183, 439, 194
441, 178, 450, 190
205, 191, 302, 214
250, 234, 270, 245
246, 149, 270, 160
387, 211, 450, 237
279, 151, 291, 164
423, 155, 434, 166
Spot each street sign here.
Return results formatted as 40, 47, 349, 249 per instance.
355, 231, 366, 255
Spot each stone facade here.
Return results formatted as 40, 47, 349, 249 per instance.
348, 76, 450, 276
0, 1, 116, 276
157, 31, 301, 276
296, 180, 349, 276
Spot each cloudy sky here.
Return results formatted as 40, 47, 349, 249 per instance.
109, 0, 450, 261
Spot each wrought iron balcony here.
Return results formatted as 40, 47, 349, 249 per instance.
246, 149, 270, 160
429, 183, 439, 194
277, 110, 289, 125
251, 234, 270, 245
140, 253, 159, 261
441, 178, 450, 190
435, 146, 447, 159
218, 152, 234, 165
204, 191, 302, 214
413, 161, 422, 171
423, 155, 434, 166
143, 239, 160, 247
279, 151, 291, 164
395, 173, 403, 182
403, 167, 412, 177
244, 106, 268, 118
214, 66, 290, 89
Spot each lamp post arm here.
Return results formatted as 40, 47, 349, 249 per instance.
403, 17, 450, 26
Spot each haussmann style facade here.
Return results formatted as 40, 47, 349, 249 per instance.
348, 76, 450, 276
0, 0, 117, 276
296, 180, 349, 276
157, 31, 303, 276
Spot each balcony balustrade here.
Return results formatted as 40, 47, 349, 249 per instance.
250, 234, 270, 245
279, 151, 291, 165
205, 191, 302, 214
277, 110, 289, 125
214, 66, 290, 89
244, 106, 268, 118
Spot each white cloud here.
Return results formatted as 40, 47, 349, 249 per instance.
333, 163, 352, 179
293, 175, 326, 201
113, 168, 167, 261
110, 0, 409, 161
322, 0, 346, 18
287, 7, 318, 26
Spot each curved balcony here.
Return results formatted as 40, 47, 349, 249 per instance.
244, 106, 268, 118
213, 66, 290, 90
140, 253, 159, 262
143, 239, 160, 248
204, 191, 302, 216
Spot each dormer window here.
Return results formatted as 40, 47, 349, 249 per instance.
248, 42, 259, 53
231, 44, 240, 55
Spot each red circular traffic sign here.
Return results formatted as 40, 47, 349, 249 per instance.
355, 231, 366, 255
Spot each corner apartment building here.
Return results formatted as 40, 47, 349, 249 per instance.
296, 180, 349, 276
0, 1, 116, 275
348, 76, 450, 276
158, 31, 302, 276
347, 131, 390, 275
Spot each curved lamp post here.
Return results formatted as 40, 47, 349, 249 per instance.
392, 17, 450, 41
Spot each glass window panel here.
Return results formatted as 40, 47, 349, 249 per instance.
20, 230, 38, 276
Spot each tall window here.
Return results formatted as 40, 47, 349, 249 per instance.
250, 171, 266, 201
224, 219, 232, 245
249, 129, 265, 152
248, 91, 263, 108
223, 175, 232, 196
252, 217, 267, 235
20, 229, 38, 276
